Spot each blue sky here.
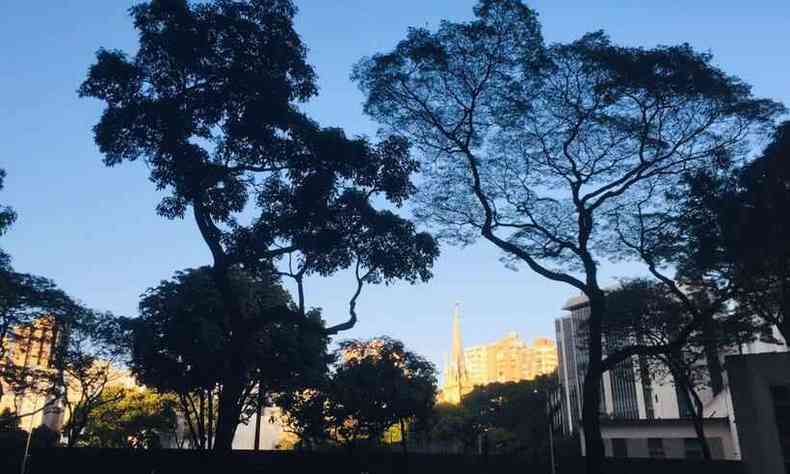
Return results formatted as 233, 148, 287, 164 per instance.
1, 1, 788, 376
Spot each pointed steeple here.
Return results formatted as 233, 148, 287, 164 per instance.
451, 302, 465, 376
450, 302, 469, 402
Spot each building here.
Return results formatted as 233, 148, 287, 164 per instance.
1, 316, 142, 437
727, 351, 790, 474
0, 316, 64, 431
526, 337, 559, 380
554, 291, 787, 461
438, 304, 473, 404
439, 304, 559, 403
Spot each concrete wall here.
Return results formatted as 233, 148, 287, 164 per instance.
600, 418, 737, 460
727, 352, 790, 474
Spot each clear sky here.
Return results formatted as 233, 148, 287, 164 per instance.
1, 1, 788, 376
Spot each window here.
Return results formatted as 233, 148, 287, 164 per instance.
611, 438, 628, 458
648, 438, 665, 459
684, 438, 703, 459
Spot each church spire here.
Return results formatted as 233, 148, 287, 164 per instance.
450, 302, 468, 402
451, 302, 464, 373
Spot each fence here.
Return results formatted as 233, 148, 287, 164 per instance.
0, 448, 745, 474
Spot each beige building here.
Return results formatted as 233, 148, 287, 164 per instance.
464, 333, 558, 386
525, 337, 559, 380
1, 316, 138, 435
0, 316, 62, 430
439, 305, 558, 404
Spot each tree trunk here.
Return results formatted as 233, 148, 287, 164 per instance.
254, 382, 264, 451
207, 389, 214, 450
209, 263, 248, 451
670, 360, 712, 460
688, 386, 712, 460
213, 378, 244, 450
701, 314, 724, 394
399, 418, 408, 455
582, 292, 606, 474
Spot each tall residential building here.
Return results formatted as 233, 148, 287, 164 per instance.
439, 305, 559, 404
0, 316, 65, 431
1, 316, 141, 434
526, 337, 560, 380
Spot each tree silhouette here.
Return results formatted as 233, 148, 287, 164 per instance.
353, 1, 782, 469
0, 169, 93, 418
327, 337, 437, 453
130, 266, 330, 449
679, 121, 790, 344
57, 311, 127, 447
80, 0, 437, 449
275, 337, 436, 453
0, 169, 16, 270
603, 279, 760, 459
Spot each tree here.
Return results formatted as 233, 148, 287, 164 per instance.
275, 337, 437, 453
0, 277, 78, 401
679, 121, 790, 343
81, 386, 178, 449
0, 169, 79, 406
603, 280, 757, 459
352, 1, 782, 469
57, 311, 128, 447
80, 0, 438, 449
130, 266, 330, 450
273, 388, 332, 450
428, 403, 479, 453
0, 168, 16, 269
326, 337, 437, 453
430, 377, 555, 461
0, 408, 27, 450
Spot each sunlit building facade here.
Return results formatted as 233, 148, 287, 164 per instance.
439, 305, 558, 404
0, 316, 64, 430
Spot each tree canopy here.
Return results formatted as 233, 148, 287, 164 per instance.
275, 337, 437, 451
431, 376, 556, 463
80, 386, 178, 449
353, 1, 783, 468
678, 121, 790, 343
327, 337, 437, 449
0, 169, 16, 269
80, 0, 438, 449
130, 266, 330, 449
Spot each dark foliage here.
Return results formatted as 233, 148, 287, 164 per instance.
80, 0, 438, 449
130, 266, 330, 449
353, 1, 782, 470
275, 337, 437, 451
430, 376, 555, 462
678, 121, 790, 344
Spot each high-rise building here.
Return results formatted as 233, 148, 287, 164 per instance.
438, 305, 558, 404
525, 337, 559, 380
0, 316, 64, 430
555, 291, 788, 459
554, 293, 695, 435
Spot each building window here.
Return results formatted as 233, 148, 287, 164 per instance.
684, 438, 704, 459
611, 438, 628, 458
648, 438, 665, 459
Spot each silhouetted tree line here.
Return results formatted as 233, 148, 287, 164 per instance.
0, 2, 787, 472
